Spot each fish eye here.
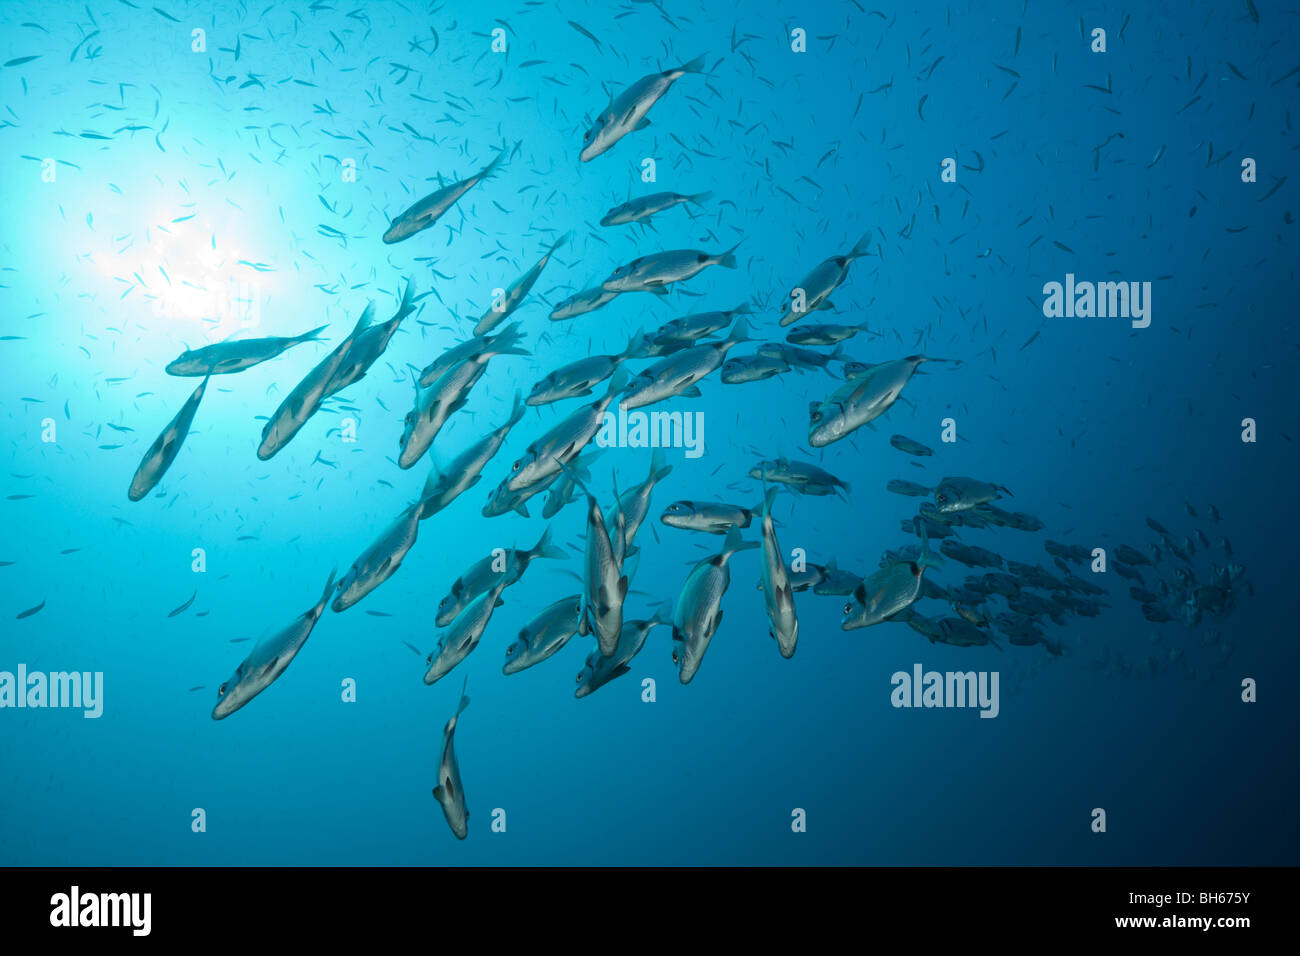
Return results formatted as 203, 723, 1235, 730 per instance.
575, 672, 583, 683
217, 682, 227, 696
671, 649, 678, 664
843, 603, 852, 614
936, 494, 947, 503
512, 460, 521, 470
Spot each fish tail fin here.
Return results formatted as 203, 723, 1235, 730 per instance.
622, 328, 644, 358
847, 231, 872, 260
317, 567, 339, 612
532, 523, 567, 562
296, 323, 330, 343
505, 390, 526, 428
676, 53, 708, 75
726, 317, 752, 345
349, 301, 376, 340
456, 676, 471, 717
732, 301, 753, 316
605, 365, 631, 399
722, 525, 761, 556
999, 485, 1015, 498
491, 322, 531, 357
652, 602, 675, 627
827, 344, 848, 365
393, 278, 418, 322
914, 516, 944, 570
716, 239, 743, 269
649, 448, 673, 484
548, 231, 571, 256
689, 190, 713, 205
479, 147, 509, 182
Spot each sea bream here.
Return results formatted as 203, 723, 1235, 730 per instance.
496, 369, 629, 495
473, 233, 569, 336
842, 522, 943, 630
601, 242, 741, 295
671, 526, 759, 684
933, 476, 1014, 514
749, 458, 850, 499
418, 322, 530, 388
809, 355, 936, 448
607, 449, 673, 564
579, 55, 707, 162
383, 148, 507, 244
166, 326, 326, 376
550, 285, 621, 321
659, 499, 760, 534
127, 375, 210, 501
600, 190, 711, 226
324, 281, 418, 397
331, 499, 427, 612
757, 481, 798, 659
398, 324, 528, 470
652, 303, 750, 347
503, 594, 582, 676
527, 332, 639, 406
257, 307, 372, 460
575, 608, 670, 698
778, 232, 872, 326
424, 578, 509, 685
620, 319, 750, 409
542, 451, 599, 519
785, 321, 871, 346
212, 569, 336, 719
430, 678, 472, 839
419, 393, 526, 519
434, 525, 564, 627
565, 465, 628, 658
721, 352, 793, 384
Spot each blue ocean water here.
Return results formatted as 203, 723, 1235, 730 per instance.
1, 0, 1297, 866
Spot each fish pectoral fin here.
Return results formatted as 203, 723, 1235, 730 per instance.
634, 117, 651, 130
258, 656, 280, 679
680, 385, 702, 397
612, 663, 632, 678
706, 608, 724, 639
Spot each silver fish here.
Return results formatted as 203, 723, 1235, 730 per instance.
602, 242, 741, 294
419, 322, 530, 388
550, 285, 620, 321
434, 525, 564, 627
527, 332, 638, 406
420, 392, 526, 519
933, 476, 1014, 514
212, 569, 336, 719
503, 595, 582, 675
607, 449, 673, 565
660, 499, 758, 534
842, 525, 942, 630
324, 281, 418, 397
499, 369, 628, 493
580, 55, 706, 162
721, 353, 793, 384
166, 327, 325, 376
399, 325, 527, 470
258, 307, 372, 460
671, 526, 759, 684
778, 232, 872, 326
757, 482, 798, 659
128, 375, 209, 501
601, 190, 711, 226
786, 321, 871, 346
332, 501, 425, 612
809, 355, 933, 447
748, 457, 850, 499
473, 234, 568, 336
383, 149, 507, 244
620, 319, 749, 409
430, 679, 471, 839
424, 578, 508, 685
575, 607, 670, 698
570, 467, 628, 658
653, 303, 750, 346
